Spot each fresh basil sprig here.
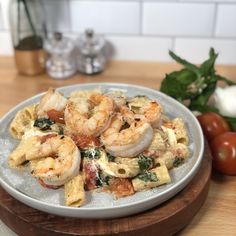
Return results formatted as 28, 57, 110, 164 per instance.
160, 48, 236, 129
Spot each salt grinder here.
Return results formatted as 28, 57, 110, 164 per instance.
77, 29, 107, 75
45, 32, 77, 79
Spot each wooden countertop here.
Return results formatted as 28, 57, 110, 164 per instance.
0, 57, 236, 236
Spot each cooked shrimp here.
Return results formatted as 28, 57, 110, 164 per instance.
101, 113, 154, 157
64, 93, 114, 136
145, 101, 163, 127
106, 91, 127, 107
119, 105, 135, 125
70, 88, 102, 101
9, 134, 81, 187
127, 96, 163, 127
37, 88, 67, 118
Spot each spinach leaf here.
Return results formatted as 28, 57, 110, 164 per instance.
81, 148, 101, 160
103, 176, 111, 185
58, 126, 64, 135
173, 157, 184, 167
137, 171, 158, 182
138, 154, 153, 172
96, 171, 103, 187
107, 153, 116, 162
33, 118, 54, 131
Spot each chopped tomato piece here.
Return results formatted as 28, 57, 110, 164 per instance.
47, 109, 65, 124
72, 134, 101, 149
82, 159, 100, 190
109, 178, 135, 198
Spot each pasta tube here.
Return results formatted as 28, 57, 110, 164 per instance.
9, 105, 36, 139
64, 173, 85, 207
154, 143, 189, 169
132, 165, 171, 192
172, 118, 189, 145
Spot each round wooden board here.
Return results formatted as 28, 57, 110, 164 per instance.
0, 145, 211, 236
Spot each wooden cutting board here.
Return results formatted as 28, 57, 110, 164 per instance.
0, 144, 211, 236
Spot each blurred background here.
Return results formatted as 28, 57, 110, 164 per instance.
0, 0, 236, 64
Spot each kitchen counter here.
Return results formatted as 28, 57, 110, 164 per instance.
0, 57, 236, 236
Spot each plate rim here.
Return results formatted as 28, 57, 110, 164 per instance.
0, 82, 204, 213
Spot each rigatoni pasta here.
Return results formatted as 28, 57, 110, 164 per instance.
9, 104, 36, 139
7, 88, 190, 207
132, 165, 171, 191
64, 173, 85, 207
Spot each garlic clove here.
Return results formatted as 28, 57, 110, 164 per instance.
214, 86, 236, 117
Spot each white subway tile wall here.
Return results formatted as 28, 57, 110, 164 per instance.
175, 38, 236, 64
0, 4, 3, 30
106, 36, 173, 61
215, 4, 236, 37
142, 3, 215, 36
0, 0, 236, 64
70, 1, 140, 34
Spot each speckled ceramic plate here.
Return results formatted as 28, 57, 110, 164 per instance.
0, 83, 204, 219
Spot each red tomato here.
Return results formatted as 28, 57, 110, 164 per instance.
71, 134, 101, 149
210, 132, 236, 175
47, 109, 65, 124
197, 112, 230, 141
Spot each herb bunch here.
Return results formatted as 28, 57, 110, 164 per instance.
160, 48, 236, 129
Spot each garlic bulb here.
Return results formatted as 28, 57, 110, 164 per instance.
214, 85, 236, 117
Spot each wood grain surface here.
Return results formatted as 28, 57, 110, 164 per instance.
0, 57, 236, 235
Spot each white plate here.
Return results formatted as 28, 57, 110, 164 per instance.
0, 83, 204, 219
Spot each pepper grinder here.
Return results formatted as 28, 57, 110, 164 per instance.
77, 29, 107, 75
45, 32, 77, 79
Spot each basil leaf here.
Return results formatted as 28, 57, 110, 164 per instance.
189, 105, 219, 114
175, 69, 197, 85
199, 48, 218, 77
161, 74, 189, 101
169, 50, 200, 76
189, 82, 216, 108
223, 116, 236, 131
214, 75, 236, 86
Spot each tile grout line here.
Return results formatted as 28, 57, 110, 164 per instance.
71, 0, 141, 2
212, 3, 218, 38
178, 1, 236, 4
139, 0, 143, 36
65, 30, 236, 40
67, 0, 72, 32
